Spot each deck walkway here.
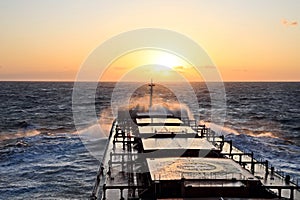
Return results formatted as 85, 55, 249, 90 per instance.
221, 141, 300, 199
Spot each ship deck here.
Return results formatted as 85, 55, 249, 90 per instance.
136, 118, 183, 125
91, 118, 300, 200
221, 141, 300, 199
147, 157, 258, 181
142, 138, 217, 150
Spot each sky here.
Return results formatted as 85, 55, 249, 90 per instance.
0, 0, 299, 82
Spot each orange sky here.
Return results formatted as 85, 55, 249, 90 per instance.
98, 50, 202, 82
0, 1, 299, 82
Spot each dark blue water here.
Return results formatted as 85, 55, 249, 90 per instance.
0, 82, 299, 199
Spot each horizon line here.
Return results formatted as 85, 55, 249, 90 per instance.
0, 80, 299, 83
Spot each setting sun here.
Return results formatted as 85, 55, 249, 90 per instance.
153, 51, 186, 69
99, 49, 202, 82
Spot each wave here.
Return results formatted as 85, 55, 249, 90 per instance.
0, 116, 111, 145
204, 122, 240, 135
205, 122, 279, 139
0, 129, 41, 142
246, 131, 279, 138
118, 96, 195, 120
74, 123, 109, 139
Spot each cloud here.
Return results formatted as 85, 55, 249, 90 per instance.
290, 21, 298, 26
281, 19, 298, 27
281, 19, 288, 25
173, 66, 185, 73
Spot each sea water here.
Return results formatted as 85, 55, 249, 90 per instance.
0, 81, 299, 199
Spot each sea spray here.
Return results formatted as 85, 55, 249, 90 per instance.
204, 121, 279, 139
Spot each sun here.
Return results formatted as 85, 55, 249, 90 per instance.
100, 49, 201, 82
154, 51, 186, 69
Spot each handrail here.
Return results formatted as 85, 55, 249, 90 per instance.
90, 119, 116, 200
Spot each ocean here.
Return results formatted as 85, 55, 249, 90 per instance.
0, 81, 299, 199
